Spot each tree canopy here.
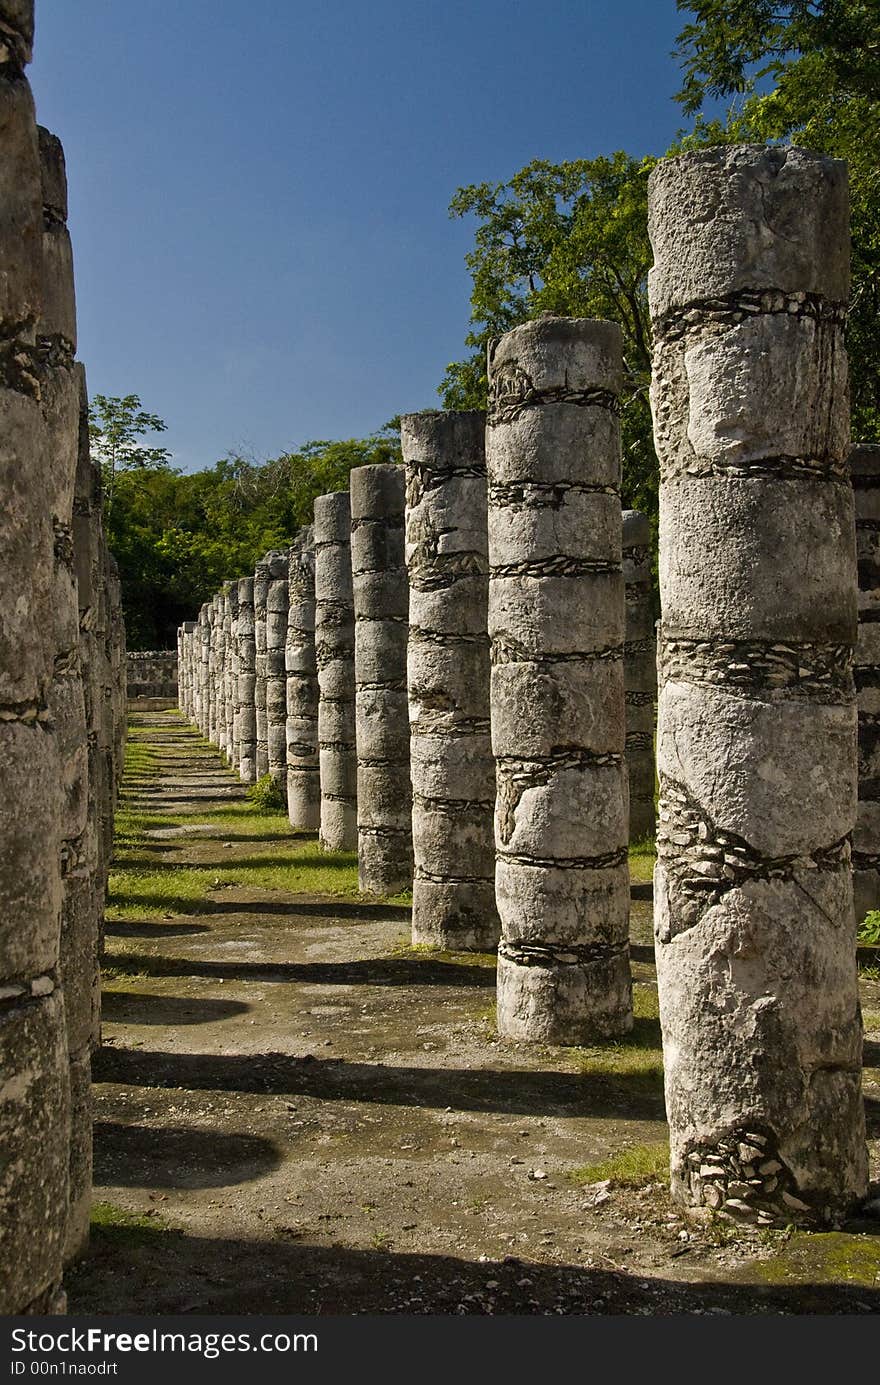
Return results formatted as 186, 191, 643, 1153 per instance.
106, 430, 400, 650
440, 0, 879, 529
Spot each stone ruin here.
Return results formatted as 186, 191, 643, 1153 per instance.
126, 649, 178, 703
2, 2, 871, 1307
648, 145, 866, 1225
0, 0, 125, 1313
178, 144, 873, 1235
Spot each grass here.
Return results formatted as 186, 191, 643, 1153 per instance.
106, 718, 365, 920
628, 837, 656, 885
567, 984, 664, 1094
88, 1201, 177, 1245
568, 1142, 669, 1189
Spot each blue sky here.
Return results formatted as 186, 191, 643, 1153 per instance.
31, 0, 700, 472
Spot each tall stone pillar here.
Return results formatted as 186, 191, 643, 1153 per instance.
851, 445, 880, 922
622, 509, 656, 842
265, 551, 289, 787
286, 529, 320, 830
254, 556, 269, 778
37, 125, 94, 1262
180, 620, 196, 719
0, 0, 70, 1313
350, 465, 413, 894
236, 577, 256, 783
223, 583, 238, 766
401, 411, 499, 949
314, 492, 357, 851
649, 145, 866, 1225
486, 316, 631, 1043
208, 595, 221, 746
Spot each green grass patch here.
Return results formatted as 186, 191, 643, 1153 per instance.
568, 1141, 669, 1188
743, 1232, 880, 1288
568, 985, 663, 1092
628, 837, 656, 885
89, 1201, 177, 1245
390, 939, 496, 968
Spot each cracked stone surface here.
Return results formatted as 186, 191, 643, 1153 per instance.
648, 144, 867, 1227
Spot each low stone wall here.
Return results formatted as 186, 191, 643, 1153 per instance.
126, 650, 177, 701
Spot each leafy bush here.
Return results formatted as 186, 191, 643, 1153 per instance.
246, 774, 287, 814
859, 912, 880, 947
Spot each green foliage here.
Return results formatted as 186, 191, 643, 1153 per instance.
104, 428, 400, 650
673, 1, 880, 440
246, 773, 288, 814
443, 1, 880, 544
88, 394, 172, 513
858, 911, 880, 946
440, 154, 658, 526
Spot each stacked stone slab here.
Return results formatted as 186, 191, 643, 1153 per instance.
287, 529, 320, 829
266, 551, 289, 786
37, 123, 98, 1263
127, 650, 178, 702
314, 492, 358, 851
401, 411, 499, 948
648, 145, 866, 1225
254, 556, 270, 779
852, 444, 880, 923
486, 316, 632, 1043
236, 576, 257, 783
622, 509, 656, 842
351, 466, 413, 893
0, 0, 68, 1312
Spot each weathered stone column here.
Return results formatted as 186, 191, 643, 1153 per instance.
486, 316, 631, 1042
351, 465, 413, 894
223, 583, 238, 766
37, 125, 94, 1262
0, 0, 70, 1313
265, 551, 289, 786
314, 492, 357, 851
649, 145, 866, 1225
622, 509, 656, 843
287, 529, 320, 829
401, 411, 499, 949
254, 555, 270, 778
208, 594, 220, 745
180, 620, 196, 720
851, 445, 880, 922
236, 576, 256, 783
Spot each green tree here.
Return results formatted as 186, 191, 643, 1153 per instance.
88, 393, 172, 512
674, 0, 880, 439
440, 154, 658, 522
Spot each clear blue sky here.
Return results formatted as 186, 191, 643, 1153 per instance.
31, 0, 698, 473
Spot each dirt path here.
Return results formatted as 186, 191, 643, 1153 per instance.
67, 709, 880, 1315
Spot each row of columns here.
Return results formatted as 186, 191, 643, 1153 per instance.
0, 0, 126, 1314
178, 143, 871, 1231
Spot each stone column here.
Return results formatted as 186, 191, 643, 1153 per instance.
851, 446, 880, 922
236, 576, 256, 783
37, 125, 94, 1262
223, 583, 238, 767
286, 529, 320, 829
180, 620, 196, 720
649, 144, 866, 1225
199, 602, 211, 738
0, 0, 70, 1313
622, 509, 656, 843
314, 492, 357, 851
351, 465, 413, 894
265, 551, 289, 787
401, 411, 499, 949
486, 316, 631, 1043
254, 555, 269, 779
